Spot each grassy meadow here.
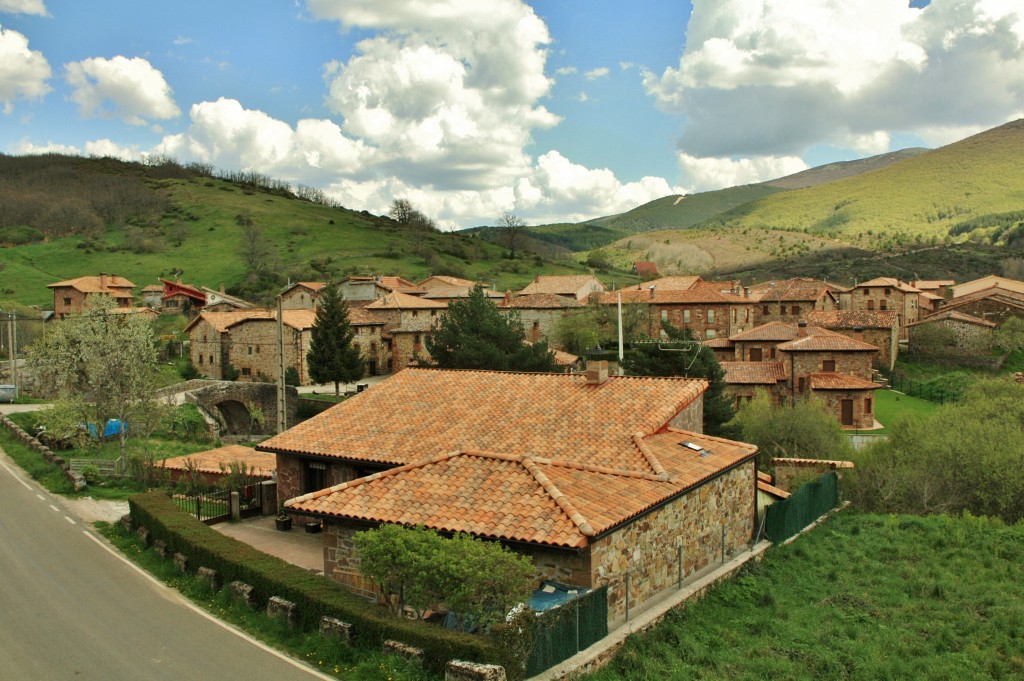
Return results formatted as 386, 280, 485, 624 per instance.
585, 511, 1024, 681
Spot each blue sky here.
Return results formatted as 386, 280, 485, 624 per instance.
2, 0, 1023, 229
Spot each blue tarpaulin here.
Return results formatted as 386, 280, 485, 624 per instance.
84, 419, 128, 438
528, 581, 590, 613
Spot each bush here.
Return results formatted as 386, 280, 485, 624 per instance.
128, 491, 498, 673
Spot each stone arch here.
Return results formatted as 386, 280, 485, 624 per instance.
182, 381, 298, 440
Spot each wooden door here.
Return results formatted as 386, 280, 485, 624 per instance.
840, 399, 854, 426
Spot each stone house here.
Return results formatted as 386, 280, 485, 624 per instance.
905, 310, 996, 356
596, 279, 755, 341
336, 276, 426, 307
518, 274, 606, 302
256, 365, 759, 625
279, 282, 326, 310
500, 293, 583, 344
849, 278, 921, 338
803, 309, 900, 370
950, 275, 1024, 302
911, 279, 955, 298
749, 278, 840, 325
364, 291, 447, 371
727, 321, 832, 362
938, 276, 1024, 324
159, 278, 206, 316
719, 361, 788, 407
47, 273, 135, 319
141, 283, 164, 309
417, 275, 503, 304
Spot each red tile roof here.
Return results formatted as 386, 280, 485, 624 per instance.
287, 427, 756, 548
159, 445, 276, 478
501, 293, 583, 309
772, 457, 855, 469
804, 310, 899, 329
703, 337, 734, 348
721, 361, 787, 384
757, 479, 790, 499
855, 277, 920, 293
906, 310, 997, 328
519, 275, 605, 297
260, 368, 709, 470
48, 275, 135, 292
750, 277, 835, 303
418, 275, 478, 288
365, 291, 448, 310
777, 334, 879, 352
952, 275, 1024, 298
809, 372, 880, 390
729, 321, 838, 342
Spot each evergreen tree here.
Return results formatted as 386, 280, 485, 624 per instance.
622, 322, 737, 437
306, 282, 364, 396
424, 284, 558, 372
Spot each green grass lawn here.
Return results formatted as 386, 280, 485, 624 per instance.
865, 388, 942, 436
584, 511, 1024, 681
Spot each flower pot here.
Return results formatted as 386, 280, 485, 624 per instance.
275, 516, 292, 531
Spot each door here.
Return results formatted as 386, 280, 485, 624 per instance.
840, 399, 854, 426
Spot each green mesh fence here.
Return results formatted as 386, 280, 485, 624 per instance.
525, 586, 608, 677
764, 472, 839, 543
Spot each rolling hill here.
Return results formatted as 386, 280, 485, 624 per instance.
0, 155, 608, 308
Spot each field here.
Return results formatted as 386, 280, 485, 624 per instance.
867, 389, 941, 436
585, 511, 1024, 681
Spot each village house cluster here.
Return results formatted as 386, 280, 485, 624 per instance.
47, 271, 1024, 431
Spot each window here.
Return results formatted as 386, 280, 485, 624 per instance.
683, 310, 690, 323
431, 310, 437, 317
822, 359, 836, 372
63, 297, 72, 306
791, 305, 800, 316
885, 288, 892, 296
198, 355, 203, 365
414, 334, 421, 345
209, 355, 214, 364
707, 309, 715, 323
749, 348, 763, 362
880, 300, 888, 311
241, 367, 251, 377
867, 300, 875, 310
769, 347, 777, 359
863, 289, 869, 296
705, 329, 716, 339
865, 397, 873, 414
762, 305, 769, 315
532, 320, 540, 329
661, 309, 668, 322
302, 460, 327, 495
798, 377, 806, 392
247, 346, 253, 355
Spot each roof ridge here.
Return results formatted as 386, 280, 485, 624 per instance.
521, 456, 596, 537
285, 449, 463, 506
632, 432, 670, 481
527, 454, 666, 482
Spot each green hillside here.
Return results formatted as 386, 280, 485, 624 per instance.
0, 155, 618, 308
701, 118, 1024, 247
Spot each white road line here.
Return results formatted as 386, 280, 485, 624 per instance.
37, 494, 45, 500
49, 504, 60, 513
82, 532, 335, 680
0, 457, 34, 490
65, 516, 76, 525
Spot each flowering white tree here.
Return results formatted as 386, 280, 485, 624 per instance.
27, 296, 163, 458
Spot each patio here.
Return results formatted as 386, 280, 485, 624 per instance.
213, 514, 324, 574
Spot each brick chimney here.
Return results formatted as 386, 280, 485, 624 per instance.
535, 274, 541, 283
797, 321, 807, 337
504, 289, 512, 305
585, 360, 609, 385
649, 285, 656, 300
99, 272, 107, 290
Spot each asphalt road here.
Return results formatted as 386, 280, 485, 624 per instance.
0, 452, 333, 681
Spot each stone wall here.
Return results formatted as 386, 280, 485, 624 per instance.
756, 297, 835, 325
810, 389, 876, 429
908, 318, 993, 355
225, 320, 307, 384
186, 381, 297, 439
946, 297, 1024, 324
668, 397, 703, 433
275, 455, 358, 510
188, 318, 226, 379
786, 349, 875, 381
656, 303, 753, 340
589, 462, 755, 623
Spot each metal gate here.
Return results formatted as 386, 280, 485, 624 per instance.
177, 489, 232, 524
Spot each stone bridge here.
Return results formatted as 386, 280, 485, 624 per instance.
169, 381, 298, 441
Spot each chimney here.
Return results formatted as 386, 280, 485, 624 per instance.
219, 283, 225, 294
797, 321, 807, 337
585, 360, 609, 385
505, 289, 512, 304
535, 274, 541, 283
743, 287, 750, 298
99, 272, 107, 290
649, 285, 656, 300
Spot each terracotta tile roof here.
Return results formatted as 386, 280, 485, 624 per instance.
952, 275, 1024, 298
159, 445, 276, 478
109, 307, 158, 317
809, 372, 881, 390
721, 361, 787, 384
365, 291, 448, 310
48, 275, 135, 292
519, 275, 605, 297
750, 277, 835, 303
918, 291, 944, 302
184, 309, 277, 334
772, 457, 855, 469
141, 284, 164, 292
804, 310, 899, 329
941, 293, 1024, 314
729, 321, 838, 342
756, 470, 773, 483
551, 349, 579, 366
376, 276, 427, 295
199, 287, 255, 309
595, 287, 749, 306
702, 337, 734, 348
777, 334, 879, 352
639, 275, 701, 291
912, 280, 955, 291
501, 293, 583, 309
854, 277, 920, 293
634, 261, 658, 276
418, 275, 478, 289
757, 480, 790, 500
282, 281, 327, 295
286, 427, 756, 548
906, 310, 997, 328
259, 368, 707, 470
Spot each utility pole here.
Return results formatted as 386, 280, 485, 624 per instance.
7, 312, 16, 394
276, 295, 287, 434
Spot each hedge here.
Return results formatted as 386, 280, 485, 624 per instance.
128, 490, 499, 673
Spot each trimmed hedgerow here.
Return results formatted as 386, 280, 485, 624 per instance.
128, 491, 497, 673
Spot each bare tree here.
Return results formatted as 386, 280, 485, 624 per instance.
498, 211, 525, 259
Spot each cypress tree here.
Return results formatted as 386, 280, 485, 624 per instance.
306, 282, 364, 396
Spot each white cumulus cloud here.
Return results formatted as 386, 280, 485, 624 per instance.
0, 27, 51, 114
584, 67, 610, 80
65, 56, 180, 125
0, 0, 47, 15
677, 153, 808, 192
644, 0, 1024, 164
